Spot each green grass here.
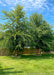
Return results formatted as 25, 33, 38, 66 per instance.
0, 54, 54, 75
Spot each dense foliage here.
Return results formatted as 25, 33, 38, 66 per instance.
29, 13, 54, 52
0, 4, 54, 55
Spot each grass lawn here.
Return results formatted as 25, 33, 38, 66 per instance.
0, 54, 54, 75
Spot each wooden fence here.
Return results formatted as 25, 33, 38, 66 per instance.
0, 49, 9, 56
0, 48, 41, 56
22, 48, 41, 55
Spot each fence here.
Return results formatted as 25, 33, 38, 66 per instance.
0, 48, 41, 56
0, 49, 9, 56
22, 48, 41, 55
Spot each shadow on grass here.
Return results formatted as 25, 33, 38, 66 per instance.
10, 54, 54, 60
0, 65, 23, 75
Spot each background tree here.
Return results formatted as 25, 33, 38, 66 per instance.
0, 5, 31, 55
29, 12, 54, 52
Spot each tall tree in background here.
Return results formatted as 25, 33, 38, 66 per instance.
0, 5, 31, 55
29, 12, 53, 52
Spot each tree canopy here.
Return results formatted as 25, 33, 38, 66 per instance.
0, 4, 54, 55
29, 13, 53, 52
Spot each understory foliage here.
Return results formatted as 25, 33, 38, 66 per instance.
0, 4, 54, 55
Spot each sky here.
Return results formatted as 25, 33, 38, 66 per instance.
0, 0, 54, 29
